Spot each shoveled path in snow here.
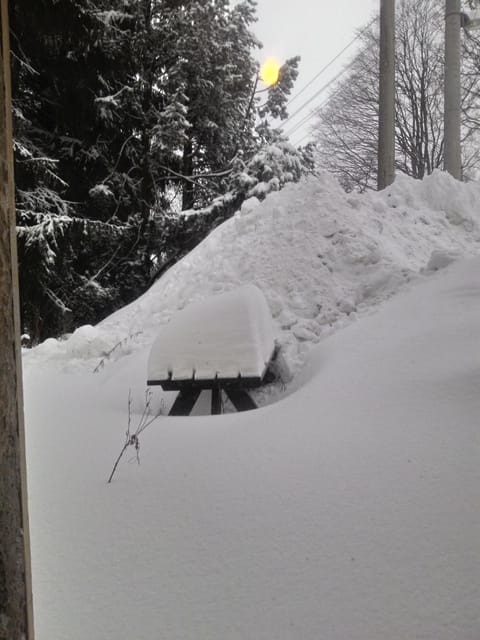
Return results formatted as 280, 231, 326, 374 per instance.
25, 257, 480, 640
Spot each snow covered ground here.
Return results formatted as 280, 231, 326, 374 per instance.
23, 170, 480, 639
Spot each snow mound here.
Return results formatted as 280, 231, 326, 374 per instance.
239, 196, 261, 215
24, 170, 480, 392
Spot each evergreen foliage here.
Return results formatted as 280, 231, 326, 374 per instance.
10, 0, 306, 342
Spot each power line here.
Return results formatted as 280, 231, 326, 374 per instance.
285, 99, 326, 139
290, 131, 313, 146
285, 82, 343, 138
287, 16, 376, 108
285, 112, 314, 138
283, 16, 377, 141
285, 105, 322, 137
282, 66, 347, 128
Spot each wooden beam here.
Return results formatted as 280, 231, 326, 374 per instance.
148, 375, 264, 391
0, 0, 35, 637
224, 388, 257, 412
211, 387, 222, 415
168, 389, 201, 416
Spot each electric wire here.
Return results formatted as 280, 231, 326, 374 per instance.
287, 16, 376, 108
285, 86, 339, 137
284, 15, 377, 142
285, 105, 321, 137
286, 82, 347, 143
282, 66, 347, 128
290, 131, 313, 146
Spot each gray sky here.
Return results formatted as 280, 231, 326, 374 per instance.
251, 0, 379, 144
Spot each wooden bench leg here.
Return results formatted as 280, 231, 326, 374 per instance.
224, 388, 257, 412
169, 389, 201, 416
211, 387, 222, 415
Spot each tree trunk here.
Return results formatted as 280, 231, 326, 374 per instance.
0, 1, 35, 637
182, 137, 194, 210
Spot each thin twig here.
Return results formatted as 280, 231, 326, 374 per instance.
93, 331, 143, 373
107, 388, 163, 483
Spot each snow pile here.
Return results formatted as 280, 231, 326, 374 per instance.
24, 170, 480, 386
22, 170, 480, 640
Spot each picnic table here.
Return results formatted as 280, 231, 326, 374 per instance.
147, 284, 276, 415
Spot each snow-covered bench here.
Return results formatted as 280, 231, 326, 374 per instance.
147, 284, 276, 415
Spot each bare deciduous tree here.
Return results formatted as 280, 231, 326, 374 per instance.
313, 0, 480, 191
461, 26, 480, 176
313, 39, 378, 192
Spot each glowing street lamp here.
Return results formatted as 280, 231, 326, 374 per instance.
243, 57, 282, 128
259, 56, 281, 87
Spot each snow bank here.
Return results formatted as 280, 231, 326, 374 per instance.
24, 170, 480, 391
24, 256, 480, 640
22, 170, 480, 639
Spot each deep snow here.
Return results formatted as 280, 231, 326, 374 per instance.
23, 170, 480, 639
25, 170, 480, 390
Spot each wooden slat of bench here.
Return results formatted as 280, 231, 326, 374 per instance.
147, 375, 264, 391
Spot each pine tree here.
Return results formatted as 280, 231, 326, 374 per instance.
10, 0, 308, 339
10, 0, 154, 341
170, 0, 260, 209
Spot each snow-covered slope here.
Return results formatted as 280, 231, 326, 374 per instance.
24, 170, 480, 392
23, 170, 480, 639
25, 256, 480, 640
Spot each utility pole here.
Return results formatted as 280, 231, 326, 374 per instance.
0, 0, 35, 637
377, 0, 395, 190
444, 0, 462, 180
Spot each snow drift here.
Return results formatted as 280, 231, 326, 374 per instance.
23, 169, 480, 640
25, 169, 480, 399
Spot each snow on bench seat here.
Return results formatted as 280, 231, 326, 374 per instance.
147, 284, 275, 387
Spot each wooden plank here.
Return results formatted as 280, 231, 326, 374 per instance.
148, 345, 279, 391
168, 389, 201, 416
224, 388, 258, 412
148, 375, 264, 391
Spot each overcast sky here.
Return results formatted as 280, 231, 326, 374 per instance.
251, 0, 379, 144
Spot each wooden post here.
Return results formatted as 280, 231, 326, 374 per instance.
224, 388, 257, 412
0, 0, 35, 637
168, 389, 201, 416
211, 386, 222, 415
